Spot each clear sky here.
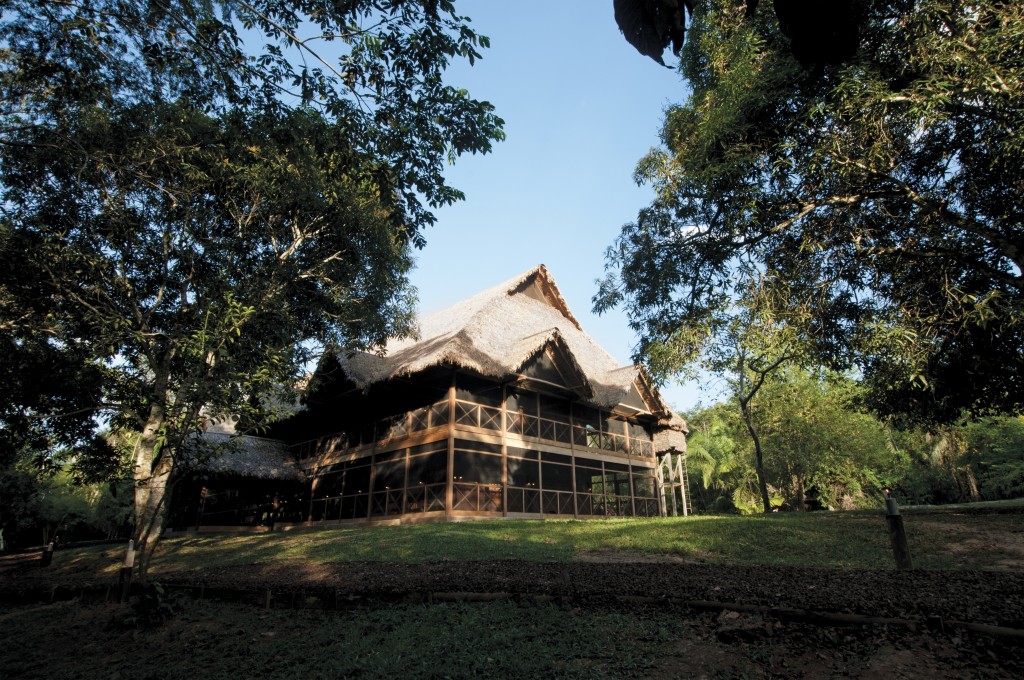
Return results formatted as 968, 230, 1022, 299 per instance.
410, 1, 710, 413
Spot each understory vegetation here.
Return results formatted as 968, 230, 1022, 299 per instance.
684, 369, 1024, 515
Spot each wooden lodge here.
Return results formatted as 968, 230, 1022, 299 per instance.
170, 266, 689, 530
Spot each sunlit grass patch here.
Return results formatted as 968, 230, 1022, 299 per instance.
32, 505, 1023, 580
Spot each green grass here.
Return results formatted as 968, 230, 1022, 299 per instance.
37, 505, 1023, 579
902, 497, 1024, 512
5, 506, 1021, 680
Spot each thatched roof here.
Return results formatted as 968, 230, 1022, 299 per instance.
183, 432, 305, 481
340, 265, 685, 430
653, 413, 689, 452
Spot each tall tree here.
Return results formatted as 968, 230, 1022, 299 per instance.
599, 274, 809, 512
0, 1, 503, 578
755, 370, 894, 510
599, 0, 1024, 425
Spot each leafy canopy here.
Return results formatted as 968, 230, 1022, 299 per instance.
0, 0, 504, 567
596, 0, 1024, 424
0, 0, 504, 437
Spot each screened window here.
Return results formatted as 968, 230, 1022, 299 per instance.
629, 422, 651, 442
541, 462, 573, 491
314, 472, 344, 499
574, 405, 600, 429
506, 447, 538, 460
507, 457, 539, 487
538, 394, 570, 421
341, 464, 370, 495
542, 452, 572, 465
455, 374, 503, 407
606, 472, 633, 497
454, 439, 502, 455
575, 466, 602, 494
506, 389, 536, 416
453, 451, 503, 484
372, 459, 405, 491
407, 450, 447, 486
632, 473, 656, 498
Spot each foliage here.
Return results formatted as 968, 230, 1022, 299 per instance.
0, 1, 503, 574
0, 459, 133, 548
681, 362, 1024, 511
597, 0, 1024, 425
754, 371, 895, 509
683, 369, 899, 513
964, 417, 1024, 501
0, 457, 45, 547
683, 402, 748, 513
0, 327, 107, 470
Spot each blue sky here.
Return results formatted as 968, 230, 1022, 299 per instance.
410, 1, 709, 412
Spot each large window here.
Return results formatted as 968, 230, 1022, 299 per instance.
507, 457, 539, 487
406, 443, 447, 514
453, 451, 503, 484
452, 439, 504, 513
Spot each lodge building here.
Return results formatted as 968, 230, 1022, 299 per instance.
170, 266, 689, 530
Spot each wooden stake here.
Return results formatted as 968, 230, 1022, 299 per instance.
118, 539, 135, 603
884, 491, 913, 570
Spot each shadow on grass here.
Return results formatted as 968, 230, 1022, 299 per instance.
35, 506, 1020, 580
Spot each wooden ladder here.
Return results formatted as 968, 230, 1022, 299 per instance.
656, 450, 690, 517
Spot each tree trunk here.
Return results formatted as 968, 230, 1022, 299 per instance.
741, 400, 772, 513
133, 434, 174, 584
132, 379, 176, 584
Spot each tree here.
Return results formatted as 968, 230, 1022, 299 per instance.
598, 275, 809, 513
682, 403, 750, 513
755, 370, 894, 510
963, 416, 1024, 501
614, 0, 863, 68
0, 1, 503, 579
684, 368, 904, 514
599, 0, 1024, 424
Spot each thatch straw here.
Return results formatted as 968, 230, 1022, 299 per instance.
340, 265, 685, 433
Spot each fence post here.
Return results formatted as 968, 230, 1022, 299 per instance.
39, 538, 55, 567
884, 489, 913, 570
119, 539, 136, 602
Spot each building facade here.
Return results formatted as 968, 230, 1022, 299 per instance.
172, 266, 688, 529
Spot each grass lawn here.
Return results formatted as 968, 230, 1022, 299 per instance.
3, 504, 1022, 680
39, 501, 1024, 582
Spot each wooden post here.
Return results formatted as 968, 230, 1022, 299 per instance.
501, 384, 508, 518
884, 490, 913, 570
667, 452, 678, 517
39, 539, 55, 567
445, 373, 456, 519
657, 456, 668, 517
119, 539, 136, 602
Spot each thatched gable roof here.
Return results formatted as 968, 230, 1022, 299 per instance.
340, 265, 683, 428
183, 432, 305, 481
653, 412, 689, 452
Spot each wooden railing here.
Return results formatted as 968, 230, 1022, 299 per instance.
294, 396, 657, 462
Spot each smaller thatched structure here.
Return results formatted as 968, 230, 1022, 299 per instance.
168, 433, 307, 531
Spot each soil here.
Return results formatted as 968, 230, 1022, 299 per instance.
4, 553, 1024, 678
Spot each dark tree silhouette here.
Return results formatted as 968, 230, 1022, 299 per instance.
615, 0, 862, 68
613, 0, 693, 66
